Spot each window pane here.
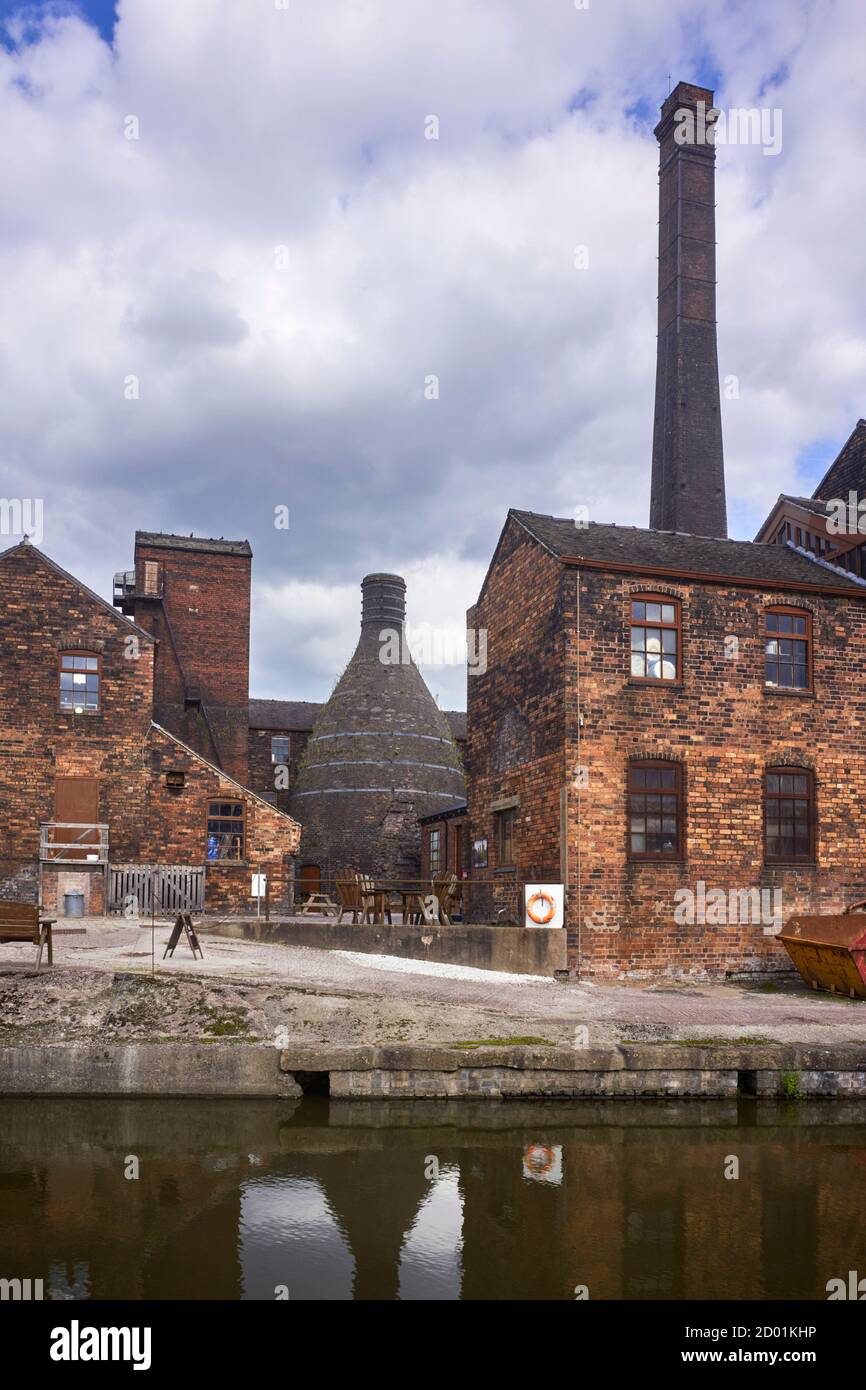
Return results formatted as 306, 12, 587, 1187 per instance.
662, 629, 676, 653
631, 601, 645, 620
661, 605, 675, 624
766, 614, 778, 631
646, 603, 661, 622
778, 615, 793, 633
631, 654, 645, 677
631, 629, 645, 650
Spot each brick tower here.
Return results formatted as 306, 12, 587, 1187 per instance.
113, 532, 251, 784
288, 574, 465, 882
649, 81, 727, 538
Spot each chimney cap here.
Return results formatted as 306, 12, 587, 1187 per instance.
361, 572, 406, 588
360, 572, 407, 627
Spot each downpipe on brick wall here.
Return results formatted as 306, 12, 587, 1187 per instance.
575, 569, 582, 980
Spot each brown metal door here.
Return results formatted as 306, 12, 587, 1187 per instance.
54, 777, 100, 859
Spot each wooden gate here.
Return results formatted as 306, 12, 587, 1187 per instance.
108, 865, 205, 915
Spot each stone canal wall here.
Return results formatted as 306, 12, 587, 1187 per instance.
279, 1042, 866, 1099
1, 1041, 864, 1099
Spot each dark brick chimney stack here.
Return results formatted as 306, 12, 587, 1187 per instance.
650, 81, 727, 538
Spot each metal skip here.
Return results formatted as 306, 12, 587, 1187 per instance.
778, 899, 866, 999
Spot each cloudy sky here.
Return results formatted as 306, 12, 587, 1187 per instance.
1, 0, 864, 709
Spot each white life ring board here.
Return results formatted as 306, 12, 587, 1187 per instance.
526, 890, 556, 925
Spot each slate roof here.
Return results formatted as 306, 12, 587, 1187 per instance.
135, 531, 252, 557
249, 697, 467, 739
812, 419, 866, 502
418, 799, 468, 823
510, 510, 866, 591
248, 699, 324, 731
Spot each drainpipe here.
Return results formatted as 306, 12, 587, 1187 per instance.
575, 568, 582, 980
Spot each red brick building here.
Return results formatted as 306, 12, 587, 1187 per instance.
465, 82, 866, 979
466, 512, 866, 978
0, 540, 299, 915
418, 802, 469, 884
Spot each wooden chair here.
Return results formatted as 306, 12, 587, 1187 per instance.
335, 876, 363, 924
432, 873, 459, 925
0, 902, 55, 969
357, 874, 391, 925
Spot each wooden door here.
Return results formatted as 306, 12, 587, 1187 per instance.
298, 864, 321, 900
54, 777, 100, 859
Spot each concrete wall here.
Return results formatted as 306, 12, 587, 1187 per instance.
205, 919, 567, 976
0, 1043, 300, 1097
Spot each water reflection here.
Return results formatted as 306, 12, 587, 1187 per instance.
0, 1097, 864, 1301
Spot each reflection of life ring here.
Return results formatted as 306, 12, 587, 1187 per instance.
527, 890, 556, 925
525, 1143, 555, 1174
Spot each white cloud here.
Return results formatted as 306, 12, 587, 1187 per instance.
0, 0, 864, 706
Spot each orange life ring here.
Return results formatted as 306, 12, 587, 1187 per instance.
526, 890, 556, 925
525, 1143, 556, 1174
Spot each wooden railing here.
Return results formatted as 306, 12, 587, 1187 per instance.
39, 823, 109, 864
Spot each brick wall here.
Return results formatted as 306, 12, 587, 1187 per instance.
138, 725, 300, 912
466, 524, 564, 927
0, 543, 156, 905
466, 518, 866, 978
0, 543, 299, 915
564, 566, 866, 978
247, 726, 310, 812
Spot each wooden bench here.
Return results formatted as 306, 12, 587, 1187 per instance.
0, 902, 55, 969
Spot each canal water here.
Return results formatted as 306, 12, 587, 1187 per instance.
1, 1096, 864, 1300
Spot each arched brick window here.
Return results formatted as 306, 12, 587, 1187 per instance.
764, 767, 815, 863
764, 607, 812, 690
629, 597, 680, 682
628, 760, 682, 859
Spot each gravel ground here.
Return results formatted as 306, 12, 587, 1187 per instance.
0, 917, 863, 1047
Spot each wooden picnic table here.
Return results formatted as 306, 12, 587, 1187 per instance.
298, 891, 338, 918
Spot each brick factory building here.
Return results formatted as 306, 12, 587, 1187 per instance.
0, 530, 464, 917
465, 82, 866, 979
0, 540, 300, 915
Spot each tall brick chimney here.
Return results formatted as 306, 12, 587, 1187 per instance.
649, 81, 727, 538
